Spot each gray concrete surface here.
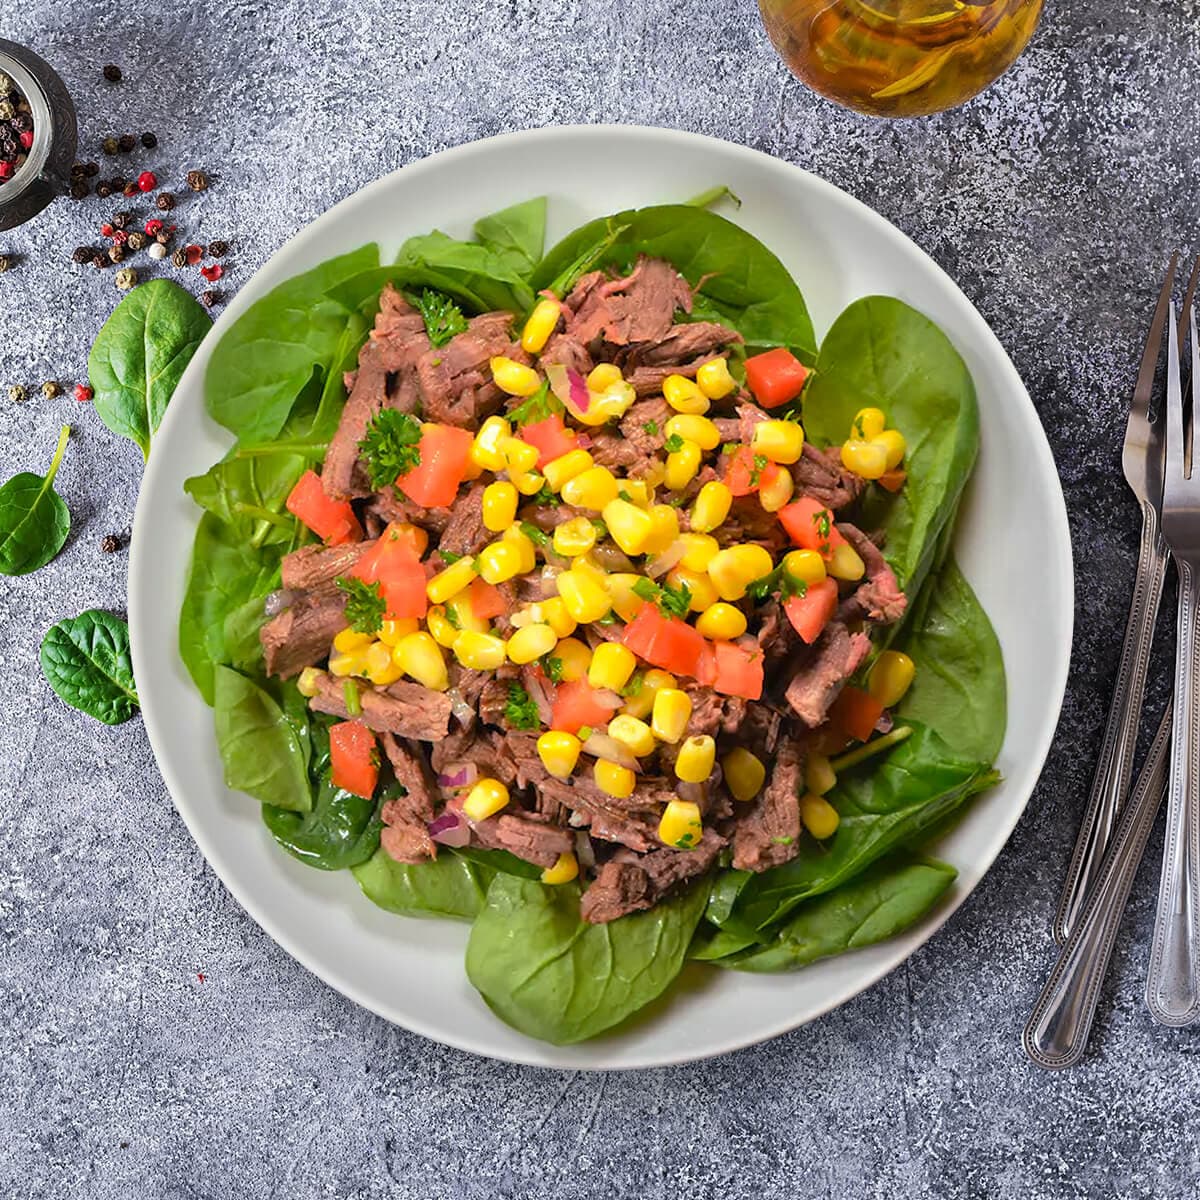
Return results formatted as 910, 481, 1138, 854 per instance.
1, 1, 1197, 1196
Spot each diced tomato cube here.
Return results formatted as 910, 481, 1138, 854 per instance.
286, 469, 362, 545
330, 720, 379, 798
878, 468, 906, 493
828, 686, 885, 742
621, 604, 706, 677
709, 641, 764, 700
350, 522, 428, 619
550, 678, 620, 734
723, 445, 760, 497
520, 414, 578, 468
744, 347, 810, 409
468, 578, 507, 620
397, 424, 473, 509
783, 578, 839, 645
778, 497, 846, 559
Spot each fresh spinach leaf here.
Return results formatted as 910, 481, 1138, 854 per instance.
531, 204, 816, 360
719, 854, 957, 972
184, 449, 306, 548
803, 296, 978, 599
0, 424, 71, 576
465, 875, 709, 1045
204, 244, 379, 445
212, 665, 310, 813
88, 280, 212, 458
40, 610, 139, 725
472, 196, 547, 277
453, 846, 544, 880
353, 847, 494, 919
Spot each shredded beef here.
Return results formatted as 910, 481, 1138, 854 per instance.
740, 701, 785, 756
416, 312, 515, 426
436, 481, 490, 558
837, 523, 907, 624
732, 740, 802, 871
532, 777, 661, 851
260, 585, 346, 678
540, 331, 593, 377
792, 443, 865, 511
280, 541, 373, 591
367, 487, 453, 535
494, 814, 573, 867
308, 673, 452, 740
783, 622, 872, 727
378, 734, 436, 864
322, 343, 388, 499
720, 496, 789, 553
567, 256, 692, 349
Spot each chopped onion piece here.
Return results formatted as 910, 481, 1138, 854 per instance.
582, 731, 642, 772
446, 688, 474, 724
263, 588, 297, 617
575, 831, 596, 869
676, 780, 708, 807
645, 540, 687, 579
591, 541, 636, 573
436, 761, 478, 792
428, 810, 471, 847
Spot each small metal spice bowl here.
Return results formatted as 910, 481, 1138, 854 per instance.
0, 39, 77, 232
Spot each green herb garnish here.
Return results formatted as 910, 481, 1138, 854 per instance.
343, 680, 363, 717
440, 550, 464, 564
504, 681, 541, 730
531, 482, 560, 508
357, 409, 423, 489
507, 379, 563, 426
632, 576, 692, 619
746, 565, 808, 602
621, 671, 644, 698
336, 577, 386, 634
520, 520, 551, 547
770, 835, 794, 846
643, 420, 660, 436
749, 454, 768, 487
444, 603, 462, 630
618, 488, 634, 503
663, 433, 685, 454
540, 655, 565, 683
410, 288, 468, 348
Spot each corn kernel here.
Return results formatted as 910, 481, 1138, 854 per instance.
296, 666, 324, 698
690, 480, 732, 533
805, 753, 837, 796
840, 439, 889, 480
445, 593, 488, 634
752, 419, 805, 464
664, 413, 720, 451
553, 516, 598, 558
606, 572, 648, 622
827, 541, 866, 582
594, 759, 636, 799
853, 407, 887, 440
501, 525, 538, 573
501, 436, 540, 475
463, 777, 510, 821
869, 649, 916, 708
490, 356, 542, 398
602, 498, 654, 556
643, 505, 681, 555
328, 647, 370, 678
542, 448, 593, 492
553, 637, 592, 681
651, 687, 692, 743
537, 730, 582, 779
659, 798, 703, 849
696, 357, 736, 400
556, 569, 613, 624
540, 596, 577, 638
619, 479, 652, 508
393, 631, 449, 690
588, 642, 637, 692
641, 459, 667, 490
667, 565, 719, 611
470, 415, 512, 472
482, 481, 519, 532
622, 668, 677, 719
512, 469, 546, 496
452, 630, 507, 671
362, 641, 401, 685
758, 467, 795, 513
426, 605, 459, 648
800, 793, 841, 840
722, 748, 765, 802
541, 851, 579, 885
477, 539, 524, 584
695, 601, 747, 640
573, 552, 609, 583
675, 735, 716, 784
378, 617, 420, 647
607, 714, 656, 757
333, 627, 373, 654
521, 298, 561, 354
664, 438, 702, 490
507, 622, 558, 665
663, 373, 710, 414
427, 556, 478, 604
677, 532, 720, 572
707, 543, 774, 601
562, 465, 620, 511
587, 363, 624, 392
873, 428, 906, 470
783, 548, 827, 585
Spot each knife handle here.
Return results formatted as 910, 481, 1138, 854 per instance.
1055, 502, 1168, 944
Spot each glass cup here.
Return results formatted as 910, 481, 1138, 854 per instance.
757, 0, 1044, 118
0, 38, 77, 231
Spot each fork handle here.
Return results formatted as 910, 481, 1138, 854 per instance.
1147, 558, 1200, 1025
1024, 706, 1170, 1068
1054, 501, 1168, 944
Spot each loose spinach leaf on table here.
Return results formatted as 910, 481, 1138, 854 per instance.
212, 665, 311, 813
530, 203, 816, 361
205, 243, 379, 445
803, 296, 978, 600
40, 610, 139, 725
465, 875, 709, 1045
0, 424, 71, 576
88, 280, 212, 458
353, 846, 494, 919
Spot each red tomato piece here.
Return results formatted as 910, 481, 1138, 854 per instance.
468, 578, 507, 620
622, 605, 706, 677
521, 415, 578, 468
350, 523, 428, 619
285, 469, 362, 545
710, 641, 764, 700
549, 678, 620, 734
329, 720, 379, 798
783, 578, 839, 645
878, 468, 907, 493
694, 641, 717, 688
828, 686, 885, 742
397, 425, 473, 508
744, 347, 810, 409
723, 445, 760, 497
778, 497, 846, 559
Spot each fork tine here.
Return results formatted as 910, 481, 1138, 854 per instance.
1167, 301, 1185, 482
1189, 295, 1199, 477
1131, 253, 1179, 429
1180, 255, 1200, 349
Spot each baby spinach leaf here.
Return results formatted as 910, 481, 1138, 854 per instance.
40, 610, 139, 725
212, 665, 310, 813
465, 875, 709, 1045
472, 196, 547, 277
453, 846, 544, 880
531, 204, 816, 360
184, 449, 307, 548
88, 280, 212, 458
353, 847, 494, 919
803, 296, 978, 600
205, 243, 379, 445
719, 855, 956, 973
0, 424, 71, 576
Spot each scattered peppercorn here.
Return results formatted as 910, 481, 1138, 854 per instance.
136, 170, 157, 192
148, 242, 167, 261
171, 247, 188, 268
102, 64, 122, 82
155, 191, 175, 211
8, 384, 27, 403
108, 175, 126, 191
17, 129, 32, 151
117, 133, 136, 153
144, 218, 163, 236
186, 169, 209, 192
91, 253, 108, 270
107, 244, 125, 263
0, 255, 12, 273
112, 229, 129, 245
100, 533, 123, 553
0, 100, 14, 122
208, 239, 229, 257
112, 211, 131, 230
70, 179, 90, 199
184, 244, 203, 266
100, 222, 114, 237
74, 383, 93, 403
200, 263, 223, 282
122, 181, 139, 197
127, 231, 147, 251
155, 229, 172, 245
95, 180, 113, 198
71, 162, 88, 178
200, 289, 223, 309
85, 161, 99, 177
101, 136, 119, 156
114, 266, 137, 290
41, 380, 62, 399
71, 246, 94, 264
140, 131, 157, 148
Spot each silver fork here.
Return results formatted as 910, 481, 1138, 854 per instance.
1054, 258, 1176, 944
1147, 293, 1200, 1026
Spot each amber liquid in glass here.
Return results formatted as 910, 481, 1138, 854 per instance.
758, 0, 1044, 118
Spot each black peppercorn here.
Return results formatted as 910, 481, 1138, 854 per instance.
155, 230, 172, 246
0, 255, 11, 273
71, 162, 88, 178
85, 161, 99, 177
201, 289, 222, 309
72, 246, 94, 264
91, 254, 108, 270
108, 244, 125, 263
186, 169, 209, 192
117, 133, 136, 153
12, 112, 32, 133
103, 64, 122, 82
171, 247, 188, 269
70, 179, 90, 200
126, 231, 147, 251
140, 131, 157, 149
208, 240, 229, 258
100, 533, 123, 553
41, 380, 62, 399
112, 211, 131, 230
95, 181, 113, 198
101, 136, 119, 156
122, 181, 138, 197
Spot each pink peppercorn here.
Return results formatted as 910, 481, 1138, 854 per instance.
184, 243, 203, 265
112, 229, 129, 245
100, 222, 114, 237
0, 162, 16, 180
136, 170, 157, 192
144, 218, 164, 236
74, 384, 93, 403
200, 264, 223, 282
18, 130, 32, 150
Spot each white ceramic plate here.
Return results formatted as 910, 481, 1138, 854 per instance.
130, 125, 1073, 1069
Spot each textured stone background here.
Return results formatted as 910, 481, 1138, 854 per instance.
1, 2, 1198, 1197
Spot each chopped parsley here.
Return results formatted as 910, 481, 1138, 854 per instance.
409, 288, 468, 348
444, 603, 462, 630
439, 549, 464, 564
633, 576, 692, 620
596, 611, 620, 626
336, 577, 386, 634
590, 518, 608, 537
621, 672, 644, 698
504, 681, 541, 731
357, 409, 423, 489
519, 520, 551, 547
749, 454, 768, 487
618, 488, 634, 503
770, 835, 795, 846
531, 482, 560, 508
663, 433, 685, 454
642, 419, 660, 436
540, 654, 565, 683
813, 508, 832, 540
507, 379, 563, 426
746, 565, 808, 603
674, 832, 697, 849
